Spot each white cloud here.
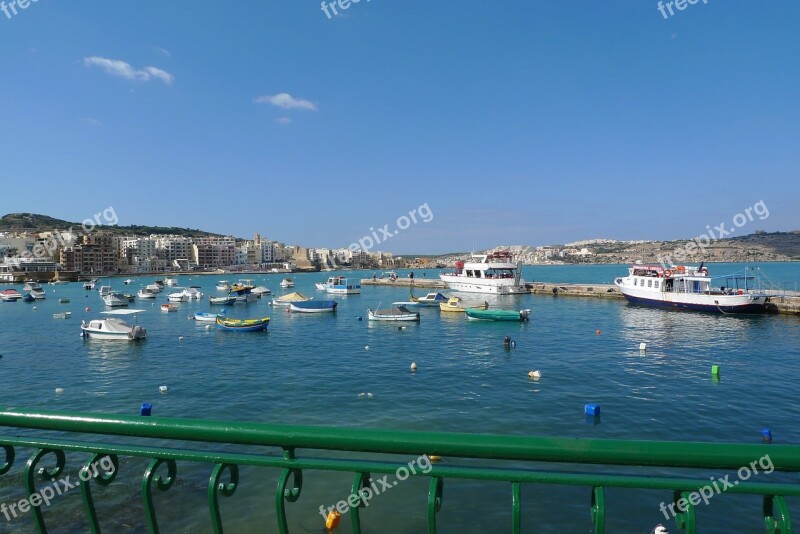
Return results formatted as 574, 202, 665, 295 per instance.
83, 56, 174, 86
276, 117, 292, 124
80, 117, 103, 126
154, 46, 172, 57
254, 93, 317, 111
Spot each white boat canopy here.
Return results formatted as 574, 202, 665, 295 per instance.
101, 309, 147, 315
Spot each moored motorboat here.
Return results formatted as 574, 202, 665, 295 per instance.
280, 278, 295, 288
123, 279, 134, 285
367, 306, 420, 321
321, 276, 361, 295
102, 292, 129, 307
216, 280, 230, 291
81, 310, 147, 340
182, 287, 203, 300
465, 308, 531, 321
29, 287, 46, 300
146, 283, 162, 294
209, 296, 236, 305
98, 285, 112, 297
83, 279, 97, 290
164, 276, 179, 286
161, 303, 178, 312
194, 311, 224, 322
272, 292, 311, 306
137, 288, 158, 299
52, 311, 72, 319
1, 289, 23, 302
252, 286, 271, 297
614, 263, 767, 314
49, 280, 69, 285
410, 291, 448, 306
289, 300, 337, 313
440, 251, 529, 294
315, 282, 326, 291
216, 315, 270, 332
439, 296, 466, 312
167, 292, 189, 303
23, 281, 42, 291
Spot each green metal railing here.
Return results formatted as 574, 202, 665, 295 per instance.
0, 408, 798, 533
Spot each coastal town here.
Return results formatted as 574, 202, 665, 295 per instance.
0, 213, 797, 282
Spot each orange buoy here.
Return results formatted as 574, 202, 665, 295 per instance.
596, 329, 601, 335
325, 510, 341, 530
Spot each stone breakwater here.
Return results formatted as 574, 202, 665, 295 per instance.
361, 279, 800, 315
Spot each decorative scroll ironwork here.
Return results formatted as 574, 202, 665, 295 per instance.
142, 458, 177, 534
427, 476, 443, 533
208, 463, 239, 534
24, 448, 65, 533
276, 448, 303, 534
80, 453, 119, 534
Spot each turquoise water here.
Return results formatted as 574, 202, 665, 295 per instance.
1, 264, 799, 532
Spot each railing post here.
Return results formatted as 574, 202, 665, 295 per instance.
276, 448, 303, 534
80, 453, 119, 534
763, 495, 793, 533
350, 471, 371, 534
427, 476, 444, 534
591, 486, 605, 534
672, 490, 697, 534
142, 458, 177, 534
208, 463, 239, 534
511, 481, 522, 534
24, 448, 65, 534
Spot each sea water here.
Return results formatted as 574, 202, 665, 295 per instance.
0, 264, 799, 532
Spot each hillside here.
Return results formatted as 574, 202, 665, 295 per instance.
0, 213, 226, 239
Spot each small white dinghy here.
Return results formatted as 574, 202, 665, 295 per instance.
81, 309, 147, 340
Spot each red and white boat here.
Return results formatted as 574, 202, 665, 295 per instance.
1, 288, 23, 302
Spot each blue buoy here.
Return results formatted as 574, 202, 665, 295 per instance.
584, 403, 601, 417
140, 403, 152, 416
761, 428, 772, 443
357, 317, 362, 321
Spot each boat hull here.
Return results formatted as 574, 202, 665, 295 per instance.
216, 317, 270, 332
439, 275, 528, 295
620, 292, 766, 314
289, 301, 337, 313
465, 309, 530, 321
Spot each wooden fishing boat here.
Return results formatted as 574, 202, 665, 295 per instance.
215, 315, 270, 332
465, 308, 531, 322
367, 306, 420, 322
289, 300, 337, 313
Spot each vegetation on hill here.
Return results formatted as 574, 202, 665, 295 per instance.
0, 213, 226, 239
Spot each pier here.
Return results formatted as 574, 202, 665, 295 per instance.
362, 279, 800, 315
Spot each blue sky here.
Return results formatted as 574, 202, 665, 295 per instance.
1, 1, 798, 253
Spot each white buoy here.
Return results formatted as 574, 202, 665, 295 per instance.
358, 392, 366, 398
55, 387, 64, 394
205, 325, 212, 330
528, 370, 542, 379
178, 336, 184, 341
159, 385, 169, 393
367, 392, 373, 398
410, 362, 417, 371
33, 306, 37, 310
364, 345, 369, 350
639, 342, 647, 352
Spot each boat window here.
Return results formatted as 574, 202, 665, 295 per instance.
654, 281, 659, 288
647, 280, 652, 287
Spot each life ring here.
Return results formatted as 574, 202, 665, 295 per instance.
665, 270, 674, 277
738, 290, 744, 295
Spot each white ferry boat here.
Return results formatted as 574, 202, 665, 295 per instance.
322, 276, 361, 295
614, 263, 767, 314
439, 251, 528, 294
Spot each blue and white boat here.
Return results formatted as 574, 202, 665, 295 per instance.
194, 311, 223, 322
409, 291, 448, 306
321, 276, 361, 295
614, 263, 767, 314
289, 300, 337, 313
